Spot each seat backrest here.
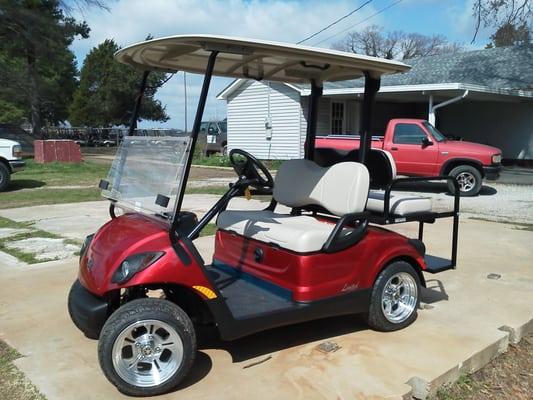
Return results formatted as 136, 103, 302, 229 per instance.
314, 147, 396, 189
273, 159, 369, 216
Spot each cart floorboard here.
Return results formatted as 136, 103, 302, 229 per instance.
206, 263, 295, 319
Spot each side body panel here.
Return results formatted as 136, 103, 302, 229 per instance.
213, 227, 426, 302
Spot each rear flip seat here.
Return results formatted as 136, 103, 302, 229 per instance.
364, 149, 432, 216
366, 191, 432, 216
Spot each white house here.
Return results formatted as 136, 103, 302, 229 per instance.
217, 45, 533, 162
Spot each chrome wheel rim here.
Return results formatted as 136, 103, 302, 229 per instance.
456, 172, 476, 192
381, 272, 418, 323
112, 319, 183, 388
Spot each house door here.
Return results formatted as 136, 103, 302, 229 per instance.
331, 101, 345, 135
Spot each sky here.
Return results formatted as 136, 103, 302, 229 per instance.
69, 0, 492, 129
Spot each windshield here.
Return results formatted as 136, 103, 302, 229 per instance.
101, 135, 191, 220
422, 121, 446, 142
218, 121, 227, 133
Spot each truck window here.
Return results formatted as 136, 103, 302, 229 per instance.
393, 124, 427, 145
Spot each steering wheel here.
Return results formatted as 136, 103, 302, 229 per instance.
229, 149, 274, 194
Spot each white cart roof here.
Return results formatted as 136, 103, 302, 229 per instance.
115, 35, 410, 83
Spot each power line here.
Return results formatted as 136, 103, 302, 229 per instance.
297, 1, 373, 44
313, 0, 404, 46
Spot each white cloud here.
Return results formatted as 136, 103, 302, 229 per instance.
70, 0, 380, 129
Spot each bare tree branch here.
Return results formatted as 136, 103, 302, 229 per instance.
332, 25, 462, 60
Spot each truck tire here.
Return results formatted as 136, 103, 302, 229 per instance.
0, 163, 11, 192
98, 298, 196, 396
448, 165, 482, 196
366, 261, 421, 332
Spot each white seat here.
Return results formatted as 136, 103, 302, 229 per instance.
367, 191, 432, 216
217, 210, 356, 253
216, 159, 370, 253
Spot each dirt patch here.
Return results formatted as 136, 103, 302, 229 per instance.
434, 331, 532, 400
189, 166, 236, 180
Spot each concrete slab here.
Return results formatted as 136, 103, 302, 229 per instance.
0, 218, 532, 399
0, 196, 272, 241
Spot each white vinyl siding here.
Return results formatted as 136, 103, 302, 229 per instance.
226, 80, 302, 159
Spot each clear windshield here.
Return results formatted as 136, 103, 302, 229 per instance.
101, 135, 191, 219
422, 121, 446, 142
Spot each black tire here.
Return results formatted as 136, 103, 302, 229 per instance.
0, 162, 11, 192
366, 261, 421, 332
98, 298, 196, 396
447, 165, 482, 197
221, 144, 228, 156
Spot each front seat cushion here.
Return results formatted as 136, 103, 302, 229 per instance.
217, 210, 354, 253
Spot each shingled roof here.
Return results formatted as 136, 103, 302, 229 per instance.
321, 45, 533, 91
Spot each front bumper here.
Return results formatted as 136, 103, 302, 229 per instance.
67, 280, 109, 339
9, 160, 25, 173
483, 164, 502, 180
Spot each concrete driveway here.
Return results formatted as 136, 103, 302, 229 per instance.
0, 197, 532, 399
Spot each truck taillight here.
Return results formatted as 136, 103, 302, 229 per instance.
12, 145, 22, 158
491, 154, 502, 164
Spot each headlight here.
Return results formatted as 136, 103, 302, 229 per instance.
111, 252, 165, 284
80, 234, 94, 260
12, 145, 22, 158
492, 154, 502, 164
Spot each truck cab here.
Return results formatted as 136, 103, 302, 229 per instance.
0, 138, 25, 191
200, 120, 227, 156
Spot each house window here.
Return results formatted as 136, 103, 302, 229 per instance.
331, 102, 344, 134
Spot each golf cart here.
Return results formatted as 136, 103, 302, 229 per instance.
68, 35, 460, 396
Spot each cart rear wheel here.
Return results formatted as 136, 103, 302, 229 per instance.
366, 261, 420, 331
98, 298, 196, 396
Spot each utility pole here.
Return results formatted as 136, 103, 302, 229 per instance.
183, 71, 188, 133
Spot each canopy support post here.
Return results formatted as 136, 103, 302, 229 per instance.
359, 72, 380, 165
304, 80, 323, 160
128, 70, 150, 136
172, 51, 219, 237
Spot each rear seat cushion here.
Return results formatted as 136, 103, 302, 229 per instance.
217, 210, 355, 253
367, 191, 432, 216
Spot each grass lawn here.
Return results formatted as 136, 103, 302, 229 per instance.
0, 340, 46, 400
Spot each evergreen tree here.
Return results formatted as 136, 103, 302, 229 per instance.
69, 39, 169, 127
0, 0, 91, 135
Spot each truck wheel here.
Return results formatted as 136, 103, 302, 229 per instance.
448, 165, 482, 196
366, 261, 420, 332
222, 145, 228, 156
98, 298, 196, 396
0, 163, 11, 192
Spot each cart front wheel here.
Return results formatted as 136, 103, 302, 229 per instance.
366, 261, 420, 331
98, 298, 196, 396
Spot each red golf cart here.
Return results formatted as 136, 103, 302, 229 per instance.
68, 35, 459, 396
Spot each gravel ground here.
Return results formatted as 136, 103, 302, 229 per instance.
394, 181, 533, 224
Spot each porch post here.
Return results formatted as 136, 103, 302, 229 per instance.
428, 94, 436, 125
304, 80, 323, 160
359, 72, 380, 165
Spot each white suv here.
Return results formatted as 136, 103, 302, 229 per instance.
0, 138, 25, 191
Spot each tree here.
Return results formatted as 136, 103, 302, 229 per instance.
0, 0, 94, 136
472, 0, 532, 44
332, 26, 462, 60
69, 39, 169, 127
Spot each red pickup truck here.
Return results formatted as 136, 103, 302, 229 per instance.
315, 118, 502, 196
